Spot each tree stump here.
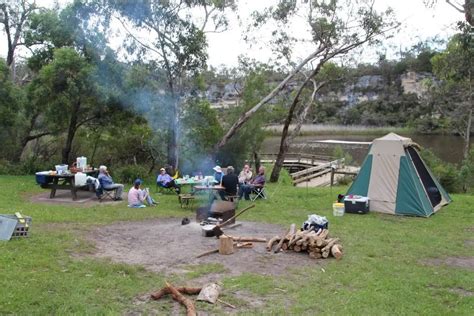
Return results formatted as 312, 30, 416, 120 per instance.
219, 235, 234, 255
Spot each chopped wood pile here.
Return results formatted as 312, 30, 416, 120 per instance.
267, 227, 343, 260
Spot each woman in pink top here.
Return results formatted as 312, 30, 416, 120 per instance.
128, 179, 157, 207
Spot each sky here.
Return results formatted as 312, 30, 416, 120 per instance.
0, 0, 463, 67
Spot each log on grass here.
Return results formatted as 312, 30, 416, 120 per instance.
151, 286, 202, 300
330, 244, 343, 260
165, 281, 197, 316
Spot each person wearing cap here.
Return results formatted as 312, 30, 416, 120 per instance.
128, 179, 157, 208
213, 165, 223, 185
98, 165, 124, 200
156, 168, 181, 194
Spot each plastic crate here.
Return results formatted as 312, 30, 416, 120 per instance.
0, 215, 32, 239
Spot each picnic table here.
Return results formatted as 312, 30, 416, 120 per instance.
193, 184, 225, 202
36, 169, 99, 200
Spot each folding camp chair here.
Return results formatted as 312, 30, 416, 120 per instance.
251, 185, 267, 201
96, 178, 117, 202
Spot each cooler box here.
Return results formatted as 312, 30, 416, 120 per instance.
35, 171, 52, 185
344, 195, 369, 214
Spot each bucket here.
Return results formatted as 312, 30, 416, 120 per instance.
332, 203, 345, 216
76, 157, 87, 171
55, 164, 68, 175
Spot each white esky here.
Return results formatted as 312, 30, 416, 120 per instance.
0, 0, 462, 67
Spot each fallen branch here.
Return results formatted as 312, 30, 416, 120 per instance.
151, 286, 202, 300
228, 236, 267, 242
166, 281, 197, 316
217, 298, 236, 309
196, 249, 219, 258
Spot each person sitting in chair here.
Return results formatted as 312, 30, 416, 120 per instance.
238, 163, 253, 184
98, 165, 124, 200
128, 179, 158, 208
238, 166, 266, 200
156, 168, 181, 194
213, 165, 223, 185
219, 166, 239, 201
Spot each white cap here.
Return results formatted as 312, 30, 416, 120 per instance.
213, 165, 222, 172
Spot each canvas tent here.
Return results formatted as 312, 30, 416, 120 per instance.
346, 133, 451, 217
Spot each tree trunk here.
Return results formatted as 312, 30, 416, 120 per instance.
269, 67, 325, 183
62, 103, 80, 164
216, 46, 326, 150
269, 85, 304, 183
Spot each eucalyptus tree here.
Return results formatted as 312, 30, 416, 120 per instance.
213, 0, 398, 181
429, 23, 473, 160
0, 0, 39, 77
99, 0, 236, 168
29, 48, 106, 164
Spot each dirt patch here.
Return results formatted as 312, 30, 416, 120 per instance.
449, 287, 474, 297
422, 257, 474, 271
29, 191, 124, 206
89, 218, 320, 280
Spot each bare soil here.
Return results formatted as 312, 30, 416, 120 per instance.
89, 218, 320, 281
29, 191, 124, 206
422, 257, 474, 271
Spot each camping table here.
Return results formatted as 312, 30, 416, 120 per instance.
39, 170, 99, 200
175, 178, 218, 193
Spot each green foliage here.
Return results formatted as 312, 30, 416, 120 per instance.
459, 148, 474, 193
420, 149, 461, 192
180, 98, 223, 173
0, 60, 25, 159
113, 164, 151, 185
217, 68, 272, 167
332, 145, 353, 165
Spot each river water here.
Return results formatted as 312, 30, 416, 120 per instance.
261, 134, 471, 166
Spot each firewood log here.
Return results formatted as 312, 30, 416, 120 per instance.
331, 244, 343, 260
266, 235, 280, 251
165, 281, 197, 316
293, 245, 302, 252
151, 287, 202, 300
309, 251, 322, 259
318, 229, 329, 239
321, 238, 340, 253
219, 235, 234, 255
282, 242, 288, 250
274, 228, 290, 253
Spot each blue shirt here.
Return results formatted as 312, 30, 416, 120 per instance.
157, 173, 173, 185
98, 173, 114, 187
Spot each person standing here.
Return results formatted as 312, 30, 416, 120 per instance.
98, 165, 124, 200
128, 179, 157, 207
238, 163, 253, 184
156, 168, 181, 194
219, 166, 239, 200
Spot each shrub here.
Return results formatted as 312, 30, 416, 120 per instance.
113, 164, 151, 185
420, 149, 461, 193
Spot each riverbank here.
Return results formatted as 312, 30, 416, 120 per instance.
264, 124, 414, 136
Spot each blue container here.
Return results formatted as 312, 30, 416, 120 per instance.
35, 172, 52, 185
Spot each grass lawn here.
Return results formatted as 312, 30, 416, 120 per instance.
0, 175, 473, 315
